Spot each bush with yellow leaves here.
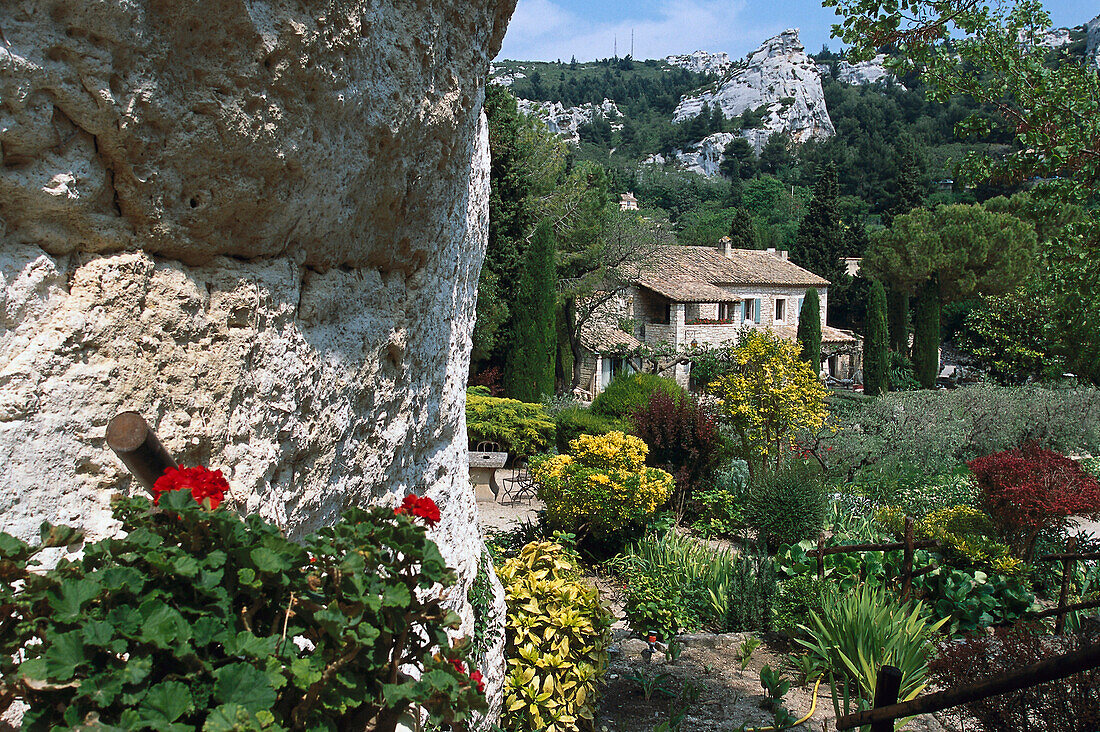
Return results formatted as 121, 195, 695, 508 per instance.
532, 431, 673, 546
498, 541, 612, 732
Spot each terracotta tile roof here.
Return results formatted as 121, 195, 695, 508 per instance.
580, 326, 644, 352
635, 245, 829, 300
773, 324, 859, 344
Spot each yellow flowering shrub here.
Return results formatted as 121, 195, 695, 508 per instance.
708, 329, 828, 476
499, 541, 612, 732
532, 432, 673, 545
917, 505, 1027, 576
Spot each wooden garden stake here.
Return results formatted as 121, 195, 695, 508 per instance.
870, 665, 902, 732
106, 412, 177, 493
901, 516, 915, 603
1055, 536, 1077, 635
817, 534, 825, 580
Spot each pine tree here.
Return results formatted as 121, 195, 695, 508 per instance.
912, 275, 941, 389
797, 288, 822, 376
887, 288, 909, 355
793, 164, 845, 282
504, 221, 557, 401
864, 281, 889, 396
727, 208, 758, 250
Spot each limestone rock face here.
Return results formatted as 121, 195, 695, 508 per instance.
672, 132, 737, 178
1, 0, 514, 717
673, 29, 834, 150
516, 98, 621, 144
665, 50, 732, 76
826, 55, 904, 88
1087, 14, 1100, 67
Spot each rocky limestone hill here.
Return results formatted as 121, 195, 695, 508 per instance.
516, 98, 622, 144
673, 29, 835, 151
819, 54, 904, 88
1088, 14, 1100, 67
665, 50, 733, 76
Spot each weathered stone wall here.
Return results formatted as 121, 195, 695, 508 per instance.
1, 0, 515, 718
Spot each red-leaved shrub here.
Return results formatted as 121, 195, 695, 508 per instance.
968, 443, 1100, 560
632, 390, 722, 512
930, 622, 1100, 732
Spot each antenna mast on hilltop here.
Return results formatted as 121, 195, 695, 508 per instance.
614, 34, 617, 58
631, 29, 634, 58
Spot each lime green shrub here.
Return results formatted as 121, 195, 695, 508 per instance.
533, 432, 673, 546
797, 584, 948, 720
590, 373, 684, 421
0, 489, 485, 731
498, 541, 612, 732
466, 389, 555, 455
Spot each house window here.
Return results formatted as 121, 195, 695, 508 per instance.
718, 302, 734, 321
775, 298, 786, 323
599, 357, 633, 391
743, 299, 758, 323
660, 302, 671, 325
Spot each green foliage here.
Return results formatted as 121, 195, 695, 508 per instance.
863, 204, 1038, 301
793, 164, 847, 280
887, 286, 910, 355
552, 406, 627, 453
0, 492, 485, 731
748, 460, 828, 550
590, 372, 685, 421
726, 207, 758, 248
959, 285, 1066, 384
919, 566, 1035, 634
797, 584, 947, 720
796, 288, 821, 376
888, 351, 921, 391
864, 280, 889, 396
759, 665, 797, 729
466, 390, 556, 455
773, 575, 828, 636
817, 385, 1100, 481
498, 541, 612, 732
912, 275, 941, 388
691, 459, 750, 538
505, 221, 558, 401
533, 432, 674, 549
611, 531, 777, 638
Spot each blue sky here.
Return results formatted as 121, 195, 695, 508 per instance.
497, 0, 1098, 62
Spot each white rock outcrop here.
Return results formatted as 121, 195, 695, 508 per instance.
0, 0, 513, 717
665, 50, 733, 76
672, 132, 737, 177
516, 98, 622, 144
673, 29, 834, 150
1087, 14, 1100, 67
832, 55, 903, 88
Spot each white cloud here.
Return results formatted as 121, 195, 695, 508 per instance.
497, 0, 779, 62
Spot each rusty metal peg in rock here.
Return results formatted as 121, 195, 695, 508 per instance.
106, 412, 178, 493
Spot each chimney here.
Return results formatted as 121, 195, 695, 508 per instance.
719, 235, 733, 258
779, 250, 789, 261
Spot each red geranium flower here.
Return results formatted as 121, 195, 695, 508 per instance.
153, 466, 228, 510
469, 669, 485, 694
394, 494, 440, 527
449, 658, 466, 675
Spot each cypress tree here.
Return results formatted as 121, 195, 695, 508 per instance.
793, 164, 845, 282
727, 208, 758, 250
504, 222, 557, 401
797, 288, 822, 377
912, 275, 942, 389
887, 287, 909, 355
864, 281, 889, 396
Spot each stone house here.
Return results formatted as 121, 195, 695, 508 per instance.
577, 238, 860, 395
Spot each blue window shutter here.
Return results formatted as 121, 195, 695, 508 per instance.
741, 301, 747, 321
754, 298, 761, 324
